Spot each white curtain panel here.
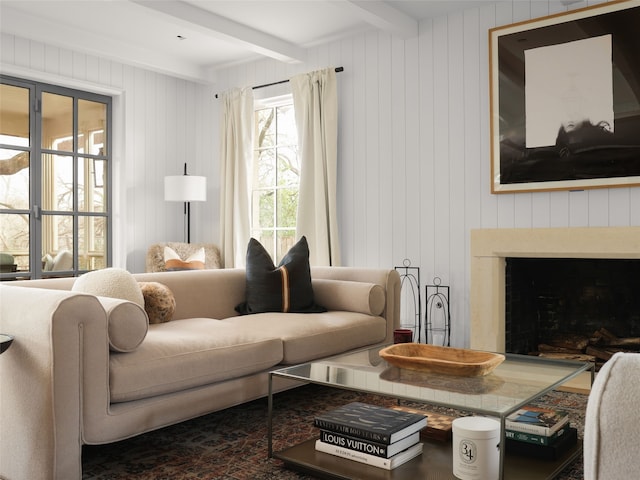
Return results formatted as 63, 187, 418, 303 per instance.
290, 68, 341, 266
219, 88, 254, 268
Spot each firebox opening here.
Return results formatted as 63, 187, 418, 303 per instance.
505, 258, 640, 367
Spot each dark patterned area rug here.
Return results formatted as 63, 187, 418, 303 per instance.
82, 384, 586, 479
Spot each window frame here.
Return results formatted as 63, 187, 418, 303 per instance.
0, 75, 112, 280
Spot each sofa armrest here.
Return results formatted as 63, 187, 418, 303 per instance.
0, 285, 109, 480
310, 267, 401, 344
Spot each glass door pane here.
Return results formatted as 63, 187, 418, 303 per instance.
42, 93, 73, 151
79, 157, 106, 213
41, 214, 74, 272
0, 213, 29, 272
78, 99, 107, 155
0, 149, 29, 209
79, 216, 106, 270
41, 153, 73, 211
1, 82, 32, 275
0, 83, 30, 143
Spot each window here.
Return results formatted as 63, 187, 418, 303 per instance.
0, 76, 111, 279
252, 96, 299, 263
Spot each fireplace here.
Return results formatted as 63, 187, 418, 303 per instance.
470, 227, 640, 353
505, 257, 640, 356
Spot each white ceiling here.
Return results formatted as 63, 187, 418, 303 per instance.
0, 0, 501, 84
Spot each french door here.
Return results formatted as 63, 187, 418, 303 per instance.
0, 76, 112, 280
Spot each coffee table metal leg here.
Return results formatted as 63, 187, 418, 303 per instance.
499, 417, 506, 480
268, 372, 274, 458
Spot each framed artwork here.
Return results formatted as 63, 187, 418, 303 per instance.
489, 0, 640, 193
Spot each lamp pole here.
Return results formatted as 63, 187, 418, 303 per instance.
182, 163, 191, 243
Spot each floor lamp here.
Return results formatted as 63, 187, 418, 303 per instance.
164, 163, 207, 243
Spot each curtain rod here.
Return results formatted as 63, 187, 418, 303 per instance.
214, 66, 343, 99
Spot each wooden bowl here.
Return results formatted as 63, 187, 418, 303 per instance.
379, 343, 505, 377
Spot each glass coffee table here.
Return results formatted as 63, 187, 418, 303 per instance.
268, 344, 593, 480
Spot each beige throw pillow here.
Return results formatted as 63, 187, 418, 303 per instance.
72, 267, 144, 307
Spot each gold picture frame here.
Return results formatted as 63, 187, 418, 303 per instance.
489, 0, 640, 193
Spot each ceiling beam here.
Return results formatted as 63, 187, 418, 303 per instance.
337, 0, 418, 39
130, 0, 306, 64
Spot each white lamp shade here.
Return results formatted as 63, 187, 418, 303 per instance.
164, 175, 207, 202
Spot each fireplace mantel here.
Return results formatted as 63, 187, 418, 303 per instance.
470, 227, 640, 352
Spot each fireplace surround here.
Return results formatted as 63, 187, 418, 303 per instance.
470, 227, 640, 352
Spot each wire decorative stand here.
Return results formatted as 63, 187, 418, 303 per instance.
394, 259, 422, 343
425, 277, 450, 346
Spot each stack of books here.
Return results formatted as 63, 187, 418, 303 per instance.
505, 404, 578, 460
313, 402, 426, 470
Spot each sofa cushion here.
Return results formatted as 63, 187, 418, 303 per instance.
223, 311, 386, 364
109, 318, 283, 403
236, 236, 325, 314
94, 296, 149, 352
312, 279, 385, 316
139, 281, 176, 324
164, 246, 205, 271
72, 267, 144, 307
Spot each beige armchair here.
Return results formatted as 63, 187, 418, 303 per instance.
584, 352, 640, 480
145, 242, 222, 272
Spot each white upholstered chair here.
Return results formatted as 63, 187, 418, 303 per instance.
583, 352, 640, 480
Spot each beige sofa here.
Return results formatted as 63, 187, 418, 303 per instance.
0, 267, 400, 480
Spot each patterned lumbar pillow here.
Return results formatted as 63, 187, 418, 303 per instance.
139, 282, 176, 324
235, 236, 326, 315
164, 246, 205, 271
